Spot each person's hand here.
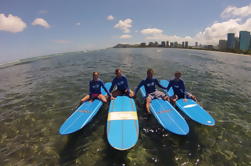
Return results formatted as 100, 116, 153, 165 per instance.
183, 98, 187, 102
192, 96, 197, 102
111, 96, 115, 100
167, 97, 170, 102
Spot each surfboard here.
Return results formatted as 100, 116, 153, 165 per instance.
140, 86, 189, 135
107, 96, 139, 150
160, 80, 174, 96
160, 80, 215, 126
59, 82, 112, 135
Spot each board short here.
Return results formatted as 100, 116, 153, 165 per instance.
174, 92, 192, 100
146, 90, 166, 102
118, 89, 129, 95
113, 89, 133, 96
91, 93, 101, 99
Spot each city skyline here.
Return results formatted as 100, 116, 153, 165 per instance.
1, 0, 251, 63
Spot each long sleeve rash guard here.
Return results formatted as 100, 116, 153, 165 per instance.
89, 79, 111, 96
166, 79, 186, 98
134, 78, 166, 95
109, 75, 129, 92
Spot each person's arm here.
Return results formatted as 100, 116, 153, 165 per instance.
109, 78, 115, 93
101, 81, 111, 97
134, 80, 144, 95
89, 81, 92, 95
155, 79, 167, 89
166, 80, 173, 91
124, 77, 130, 92
179, 80, 186, 98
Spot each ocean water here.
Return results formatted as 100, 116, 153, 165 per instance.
0, 48, 250, 166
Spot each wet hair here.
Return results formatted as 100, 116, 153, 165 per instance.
115, 68, 121, 73
147, 68, 154, 74
93, 72, 100, 76
175, 71, 181, 77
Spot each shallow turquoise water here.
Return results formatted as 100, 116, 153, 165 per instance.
0, 48, 250, 165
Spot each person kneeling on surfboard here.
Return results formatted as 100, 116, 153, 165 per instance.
109, 68, 134, 98
81, 72, 113, 103
166, 71, 197, 103
134, 68, 169, 114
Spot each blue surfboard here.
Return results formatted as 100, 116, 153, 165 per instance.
59, 82, 112, 135
107, 96, 139, 150
160, 80, 215, 126
160, 80, 174, 97
140, 86, 189, 135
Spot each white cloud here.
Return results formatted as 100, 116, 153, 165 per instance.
120, 34, 132, 39
54, 40, 71, 44
141, 18, 251, 45
32, 18, 50, 28
76, 22, 81, 26
140, 27, 192, 43
144, 33, 193, 43
107, 15, 114, 21
0, 13, 27, 33
221, 3, 251, 18
139, 3, 251, 45
195, 18, 251, 44
114, 18, 133, 33
141, 28, 163, 35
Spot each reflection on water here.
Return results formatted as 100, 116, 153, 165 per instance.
0, 48, 250, 165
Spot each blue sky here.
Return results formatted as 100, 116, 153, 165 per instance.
0, 0, 251, 63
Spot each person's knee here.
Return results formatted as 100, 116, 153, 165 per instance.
129, 91, 134, 97
81, 95, 89, 102
164, 96, 170, 101
101, 96, 107, 103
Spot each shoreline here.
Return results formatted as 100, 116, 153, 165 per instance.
113, 45, 251, 56
1, 47, 250, 69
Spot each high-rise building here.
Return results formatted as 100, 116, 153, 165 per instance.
227, 33, 235, 49
148, 42, 154, 47
154, 41, 159, 47
185, 41, 188, 48
219, 40, 227, 50
166, 41, 169, 47
195, 42, 198, 47
182, 42, 185, 48
235, 37, 240, 49
239, 31, 250, 51
161, 41, 166, 47
250, 39, 251, 50
140, 43, 146, 47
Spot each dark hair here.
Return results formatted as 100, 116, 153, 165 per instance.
115, 68, 121, 73
175, 71, 181, 76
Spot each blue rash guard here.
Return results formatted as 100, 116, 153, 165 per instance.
89, 79, 111, 96
109, 75, 129, 92
166, 79, 186, 98
135, 78, 167, 95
